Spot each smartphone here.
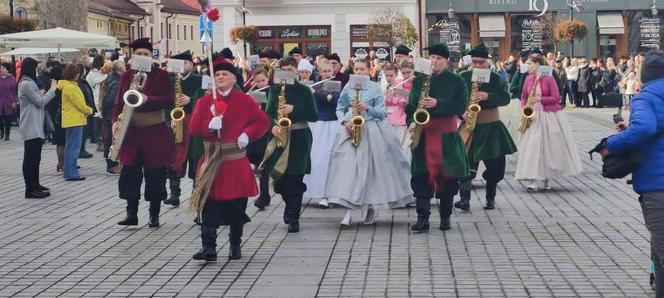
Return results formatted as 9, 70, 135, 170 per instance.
612, 114, 624, 124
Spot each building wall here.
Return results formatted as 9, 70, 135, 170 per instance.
88, 12, 111, 37
164, 13, 201, 58
212, 0, 419, 61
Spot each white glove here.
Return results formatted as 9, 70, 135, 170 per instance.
208, 116, 223, 131
237, 133, 249, 149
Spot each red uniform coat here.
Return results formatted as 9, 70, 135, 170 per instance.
112, 67, 176, 169
189, 88, 270, 201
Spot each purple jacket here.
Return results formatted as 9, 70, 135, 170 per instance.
521, 74, 562, 112
0, 75, 17, 116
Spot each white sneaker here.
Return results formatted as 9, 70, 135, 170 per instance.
318, 198, 329, 208
543, 179, 552, 191
363, 208, 376, 225
341, 209, 352, 228
526, 183, 538, 192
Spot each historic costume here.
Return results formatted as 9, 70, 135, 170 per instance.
114, 38, 175, 228
327, 53, 349, 87
189, 57, 270, 261
325, 77, 414, 226
247, 74, 272, 211
408, 43, 470, 232
515, 61, 583, 191
455, 44, 517, 211
164, 51, 203, 207
385, 79, 412, 151
261, 75, 318, 233
303, 81, 340, 203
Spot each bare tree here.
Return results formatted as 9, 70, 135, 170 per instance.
36, 0, 88, 31
367, 7, 418, 51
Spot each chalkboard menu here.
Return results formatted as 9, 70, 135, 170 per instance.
639, 16, 661, 50
627, 11, 663, 54
436, 19, 462, 53
307, 43, 330, 57
426, 14, 472, 64
511, 15, 544, 51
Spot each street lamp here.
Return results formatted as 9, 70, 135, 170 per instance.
448, 0, 455, 19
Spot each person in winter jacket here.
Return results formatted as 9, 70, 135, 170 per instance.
59, 63, 93, 181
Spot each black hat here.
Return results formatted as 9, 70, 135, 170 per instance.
268, 50, 281, 59
529, 47, 543, 56
0, 62, 11, 70
518, 49, 530, 59
424, 43, 450, 59
129, 38, 153, 52
395, 45, 411, 56
326, 53, 341, 63
468, 44, 489, 59
171, 50, 193, 62
258, 51, 271, 58
221, 47, 235, 60
641, 51, 664, 85
288, 47, 302, 56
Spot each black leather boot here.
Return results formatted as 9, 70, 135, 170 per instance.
229, 224, 243, 260
454, 189, 471, 211
484, 181, 498, 210
164, 178, 181, 207
439, 216, 451, 231
253, 171, 271, 210
148, 200, 161, 227
288, 194, 302, 233
118, 199, 139, 225
193, 225, 217, 261
411, 197, 430, 232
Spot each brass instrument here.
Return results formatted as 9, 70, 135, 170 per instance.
350, 88, 365, 147
464, 82, 482, 131
276, 82, 292, 148
518, 76, 541, 133
109, 69, 148, 161
170, 72, 185, 143
409, 75, 432, 150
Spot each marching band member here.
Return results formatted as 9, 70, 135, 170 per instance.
164, 50, 202, 207
247, 68, 273, 210
303, 60, 340, 208
408, 43, 470, 232
220, 48, 245, 89
189, 56, 269, 261
261, 57, 318, 233
383, 63, 410, 151
259, 50, 281, 66
297, 59, 314, 82
327, 53, 349, 87
514, 52, 583, 191
325, 58, 414, 227
455, 44, 517, 211
114, 38, 175, 228
289, 47, 303, 63
394, 45, 411, 66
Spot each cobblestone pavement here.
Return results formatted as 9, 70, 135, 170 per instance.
0, 108, 655, 297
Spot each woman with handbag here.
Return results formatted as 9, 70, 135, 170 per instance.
601, 50, 664, 297
18, 58, 57, 198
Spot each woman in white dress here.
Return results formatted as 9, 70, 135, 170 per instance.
303, 60, 340, 208
514, 53, 583, 191
325, 59, 414, 227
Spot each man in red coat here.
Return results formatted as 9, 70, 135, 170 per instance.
113, 38, 175, 228
188, 56, 269, 261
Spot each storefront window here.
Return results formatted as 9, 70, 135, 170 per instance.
627, 11, 663, 54
349, 25, 391, 61
510, 13, 555, 55
426, 14, 472, 63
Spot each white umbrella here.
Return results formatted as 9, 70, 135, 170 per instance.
1, 47, 79, 56
0, 27, 119, 59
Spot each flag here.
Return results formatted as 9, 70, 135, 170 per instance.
242, 6, 252, 14
567, 0, 584, 12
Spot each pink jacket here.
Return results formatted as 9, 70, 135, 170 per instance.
385, 79, 412, 126
521, 74, 561, 112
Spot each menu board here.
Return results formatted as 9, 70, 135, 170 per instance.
639, 16, 661, 50
519, 17, 544, 50
437, 19, 461, 53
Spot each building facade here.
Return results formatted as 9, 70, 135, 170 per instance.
212, 0, 419, 61
425, 0, 664, 61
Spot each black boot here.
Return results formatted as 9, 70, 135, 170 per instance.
253, 171, 271, 210
193, 225, 217, 261
118, 199, 139, 226
148, 200, 161, 227
454, 189, 471, 211
411, 197, 430, 232
287, 194, 302, 233
484, 181, 497, 210
439, 216, 451, 231
229, 224, 243, 260
164, 178, 181, 207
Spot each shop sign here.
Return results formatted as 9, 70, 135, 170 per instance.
280, 27, 302, 38
375, 48, 389, 59
355, 48, 368, 59
528, 0, 549, 17
639, 16, 661, 50
437, 19, 461, 53
307, 28, 329, 37
259, 29, 272, 38
351, 25, 368, 38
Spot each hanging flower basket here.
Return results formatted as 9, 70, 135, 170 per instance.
229, 25, 259, 45
554, 19, 588, 43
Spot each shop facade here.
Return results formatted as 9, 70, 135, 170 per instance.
212, 0, 418, 61
425, 0, 664, 61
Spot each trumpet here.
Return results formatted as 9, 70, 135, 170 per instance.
518, 76, 541, 133
109, 69, 148, 161
170, 72, 185, 143
464, 82, 482, 131
276, 82, 292, 148
350, 88, 365, 147
409, 75, 432, 150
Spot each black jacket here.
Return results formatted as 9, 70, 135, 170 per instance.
101, 73, 120, 120
77, 80, 97, 114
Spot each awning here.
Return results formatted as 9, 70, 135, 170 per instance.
479, 15, 506, 38
597, 12, 625, 35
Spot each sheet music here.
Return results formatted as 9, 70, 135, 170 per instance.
414, 57, 432, 75
471, 68, 491, 83
273, 70, 297, 85
167, 59, 185, 73
348, 74, 370, 90
130, 55, 153, 72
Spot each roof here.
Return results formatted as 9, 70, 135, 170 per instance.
89, 0, 148, 20
161, 0, 201, 15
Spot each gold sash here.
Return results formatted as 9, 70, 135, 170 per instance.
258, 122, 309, 181
460, 108, 501, 152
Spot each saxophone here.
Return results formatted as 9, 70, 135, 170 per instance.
109, 70, 148, 161
518, 75, 541, 133
350, 88, 365, 147
276, 83, 292, 148
464, 82, 482, 131
170, 72, 185, 143
409, 75, 432, 150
